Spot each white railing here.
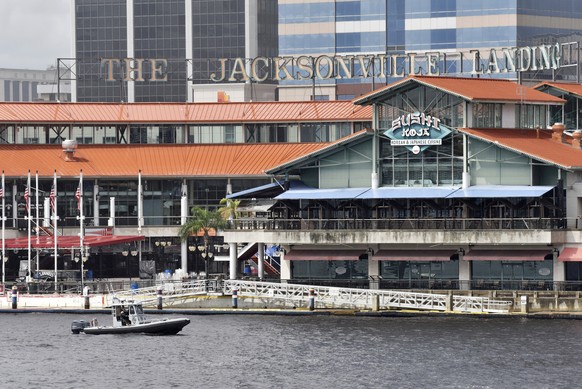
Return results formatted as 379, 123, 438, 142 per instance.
223, 280, 512, 313
112, 279, 512, 313
111, 279, 209, 307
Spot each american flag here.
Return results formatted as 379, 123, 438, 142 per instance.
75, 186, 81, 210
49, 184, 56, 211
0, 186, 3, 199
24, 186, 30, 212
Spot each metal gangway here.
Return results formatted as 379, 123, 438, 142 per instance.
223, 280, 512, 313
111, 279, 213, 307
112, 279, 511, 313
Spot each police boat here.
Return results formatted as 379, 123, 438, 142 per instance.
71, 298, 190, 335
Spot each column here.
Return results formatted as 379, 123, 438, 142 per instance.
459, 257, 471, 291
126, 0, 135, 102
229, 243, 238, 280
93, 179, 99, 226
185, 0, 193, 102
257, 242, 265, 280
12, 183, 17, 227
43, 198, 50, 227
553, 251, 565, 290
279, 249, 291, 281
180, 194, 188, 274
108, 197, 115, 227
368, 252, 380, 289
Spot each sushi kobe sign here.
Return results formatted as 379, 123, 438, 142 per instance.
385, 113, 451, 154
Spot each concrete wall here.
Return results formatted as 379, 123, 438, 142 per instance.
224, 229, 555, 246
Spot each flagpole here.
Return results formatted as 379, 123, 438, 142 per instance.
35, 170, 39, 277
53, 170, 58, 292
1, 171, 5, 288
27, 170, 31, 281
79, 170, 84, 289
138, 170, 143, 278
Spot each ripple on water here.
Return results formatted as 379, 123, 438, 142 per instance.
1, 313, 582, 388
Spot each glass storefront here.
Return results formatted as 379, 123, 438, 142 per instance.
380, 260, 459, 289
471, 259, 553, 289
292, 259, 368, 280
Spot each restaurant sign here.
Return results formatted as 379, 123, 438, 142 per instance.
385, 113, 451, 154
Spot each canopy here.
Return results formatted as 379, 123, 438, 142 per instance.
357, 187, 458, 199
447, 185, 554, 198
558, 247, 582, 262
274, 184, 554, 200
285, 250, 363, 261
1, 235, 145, 249
276, 188, 368, 200
462, 249, 550, 261
373, 250, 455, 261
228, 181, 313, 199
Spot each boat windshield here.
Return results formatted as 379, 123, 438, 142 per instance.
130, 305, 144, 315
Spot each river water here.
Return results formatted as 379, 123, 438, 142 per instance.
0, 312, 580, 388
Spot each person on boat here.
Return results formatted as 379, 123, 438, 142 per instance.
120, 307, 131, 326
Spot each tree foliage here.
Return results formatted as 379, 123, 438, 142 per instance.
218, 197, 240, 226
179, 206, 226, 242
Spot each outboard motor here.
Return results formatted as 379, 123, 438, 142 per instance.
71, 320, 90, 334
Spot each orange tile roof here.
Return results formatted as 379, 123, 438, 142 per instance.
0, 101, 372, 124
457, 128, 582, 170
354, 76, 565, 105
0, 143, 328, 178
534, 82, 582, 98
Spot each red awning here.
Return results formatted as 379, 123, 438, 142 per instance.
285, 250, 362, 261
373, 250, 454, 261
558, 247, 582, 262
0, 235, 144, 249
463, 250, 549, 261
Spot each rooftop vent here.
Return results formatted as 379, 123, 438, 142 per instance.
551, 122, 565, 143
62, 139, 78, 161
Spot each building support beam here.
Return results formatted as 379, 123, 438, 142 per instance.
229, 243, 238, 280
459, 257, 470, 290
279, 249, 291, 280
180, 180, 188, 274
257, 242, 265, 280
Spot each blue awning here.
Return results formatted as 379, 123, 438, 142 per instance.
357, 187, 459, 199
275, 187, 370, 200
227, 182, 281, 199
446, 185, 554, 198
228, 180, 313, 199
247, 184, 555, 201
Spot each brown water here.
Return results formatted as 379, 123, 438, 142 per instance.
0, 313, 580, 388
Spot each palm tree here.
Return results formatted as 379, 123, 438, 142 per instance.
179, 206, 226, 277
218, 197, 240, 228
179, 206, 226, 243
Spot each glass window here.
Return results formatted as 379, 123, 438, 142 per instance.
473, 103, 502, 128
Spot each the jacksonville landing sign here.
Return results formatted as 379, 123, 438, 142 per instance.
96, 43, 565, 82
209, 43, 562, 82
385, 113, 451, 154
